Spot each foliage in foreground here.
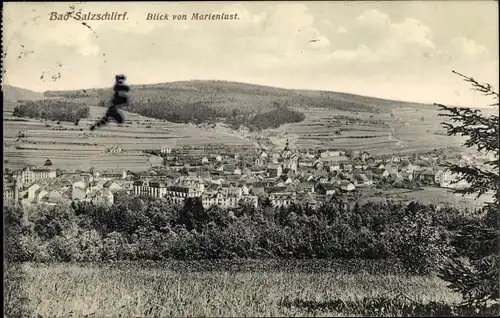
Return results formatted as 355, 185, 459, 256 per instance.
4, 194, 479, 276
5, 262, 499, 317
435, 71, 499, 307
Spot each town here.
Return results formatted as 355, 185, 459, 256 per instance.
3, 140, 478, 210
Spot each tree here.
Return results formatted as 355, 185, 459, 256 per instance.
435, 70, 499, 308
44, 158, 52, 167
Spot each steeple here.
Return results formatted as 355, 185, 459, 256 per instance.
284, 138, 289, 151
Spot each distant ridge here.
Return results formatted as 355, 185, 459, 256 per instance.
3, 85, 45, 100
44, 79, 435, 113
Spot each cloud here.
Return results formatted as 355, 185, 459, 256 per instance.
356, 9, 392, 28
447, 37, 490, 61
2, 3, 497, 107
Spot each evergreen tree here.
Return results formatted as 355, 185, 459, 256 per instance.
435, 70, 499, 307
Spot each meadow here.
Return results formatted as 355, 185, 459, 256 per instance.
6, 260, 477, 318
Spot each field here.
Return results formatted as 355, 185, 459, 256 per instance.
361, 187, 495, 211
266, 107, 468, 155
5, 260, 471, 317
3, 100, 253, 172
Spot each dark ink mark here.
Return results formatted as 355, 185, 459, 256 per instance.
51, 73, 62, 82
21, 45, 24, 48
16, 50, 35, 60
40, 72, 45, 80
309, 39, 320, 43
81, 21, 98, 38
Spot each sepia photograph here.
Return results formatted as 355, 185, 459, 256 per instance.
3, 1, 499, 317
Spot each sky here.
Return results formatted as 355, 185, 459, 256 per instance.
2, 1, 499, 107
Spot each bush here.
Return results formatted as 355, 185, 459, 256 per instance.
3, 197, 475, 276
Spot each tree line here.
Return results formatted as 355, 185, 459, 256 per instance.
3, 195, 479, 275
13, 100, 90, 122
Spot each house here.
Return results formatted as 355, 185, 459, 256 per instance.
233, 167, 242, 175
400, 171, 414, 181
103, 180, 122, 192
215, 155, 223, 162
255, 158, 266, 166
239, 184, 250, 195
406, 163, 419, 172
282, 158, 298, 173
282, 177, 294, 185
100, 170, 128, 180
297, 181, 315, 194
20, 166, 57, 185
384, 164, 398, 174
27, 183, 42, 201
260, 151, 268, 159
267, 164, 282, 178
389, 172, 403, 182
390, 155, 401, 163
435, 170, 469, 189
87, 188, 114, 206
415, 169, 437, 185
340, 163, 353, 171
201, 156, 209, 164
339, 180, 355, 192
360, 151, 370, 162
239, 195, 259, 208
3, 182, 19, 203
299, 159, 314, 168
321, 150, 342, 158
48, 189, 65, 204
300, 192, 318, 209
354, 174, 373, 187
34, 188, 49, 203
250, 186, 266, 196
269, 192, 296, 208
329, 163, 341, 172
160, 146, 172, 154
71, 187, 87, 200
315, 183, 337, 195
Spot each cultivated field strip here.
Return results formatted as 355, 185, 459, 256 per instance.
3, 105, 252, 171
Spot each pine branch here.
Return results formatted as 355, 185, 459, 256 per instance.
452, 70, 499, 101
435, 104, 499, 156
436, 71, 500, 307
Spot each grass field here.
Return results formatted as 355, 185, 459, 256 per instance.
361, 187, 495, 211
5, 260, 472, 317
